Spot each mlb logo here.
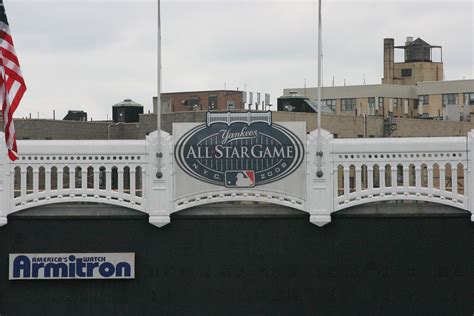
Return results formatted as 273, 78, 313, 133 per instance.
225, 170, 255, 188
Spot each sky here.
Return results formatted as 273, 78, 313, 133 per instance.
4, 0, 474, 120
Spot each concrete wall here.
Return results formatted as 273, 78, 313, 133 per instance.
417, 80, 474, 95
272, 112, 474, 138
391, 117, 474, 137
0, 204, 471, 315
393, 62, 443, 85
15, 119, 110, 140
9, 111, 474, 141
14, 119, 141, 140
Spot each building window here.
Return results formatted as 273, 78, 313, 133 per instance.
464, 93, 474, 106
183, 96, 200, 110
341, 98, 356, 112
393, 98, 399, 108
401, 69, 412, 77
368, 97, 375, 115
208, 95, 218, 110
418, 95, 429, 106
322, 99, 336, 112
227, 100, 236, 110
378, 97, 384, 109
442, 94, 458, 106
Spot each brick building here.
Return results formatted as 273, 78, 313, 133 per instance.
153, 90, 245, 113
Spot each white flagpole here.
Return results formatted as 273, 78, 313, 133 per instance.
316, 0, 323, 177
156, 0, 163, 178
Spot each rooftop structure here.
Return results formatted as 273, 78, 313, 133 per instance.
383, 37, 443, 85
112, 99, 144, 123
63, 110, 87, 122
277, 92, 334, 114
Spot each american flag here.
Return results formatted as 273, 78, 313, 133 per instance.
0, 0, 26, 161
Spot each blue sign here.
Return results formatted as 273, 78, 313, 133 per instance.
175, 113, 304, 187
9, 253, 135, 280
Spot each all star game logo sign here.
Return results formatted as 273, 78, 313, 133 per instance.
175, 112, 304, 188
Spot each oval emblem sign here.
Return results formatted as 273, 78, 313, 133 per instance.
175, 112, 304, 188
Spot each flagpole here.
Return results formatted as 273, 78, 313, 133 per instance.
316, 0, 323, 177
156, 0, 163, 178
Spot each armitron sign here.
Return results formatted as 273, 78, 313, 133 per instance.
175, 112, 304, 188
9, 253, 135, 280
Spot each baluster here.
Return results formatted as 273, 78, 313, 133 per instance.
415, 165, 421, 188
343, 166, 349, 196
118, 168, 124, 194
45, 168, 51, 192
11, 169, 15, 199
57, 168, 63, 192
139, 167, 145, 199
451, 165, 458, 195
403, 164, 409, 189
367, 166, 373, 190
463, 166, 468, 196
21, 168, 27, 197
379, 167, 386, 189
428, 166, 433, 189
94, 168, 100, 190
439, 165, 446, 192
69, 168, 75, 190
82, 167, 87, 191
355, 166, 361, 193
130, 168, 136, 196
391, 166, 397, 188
33, 168, 39, 195
106, 167, 112, 192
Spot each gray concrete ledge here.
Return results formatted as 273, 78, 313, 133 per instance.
9, 203, 147, 220
335, 202, 470, 218
6, 201, 471, 220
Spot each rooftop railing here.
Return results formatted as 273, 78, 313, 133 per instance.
206, 111, 272, 126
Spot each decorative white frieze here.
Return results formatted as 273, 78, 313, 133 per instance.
0, 124, 472, 227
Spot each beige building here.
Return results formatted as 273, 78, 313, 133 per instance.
284, 37, 473, 120
284, 80, 474, 120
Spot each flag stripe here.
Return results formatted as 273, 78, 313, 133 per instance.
0, 31, 13, 46
1, 48, 20, 66
0, 40, 17, 57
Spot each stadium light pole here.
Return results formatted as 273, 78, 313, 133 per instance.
156, 0, 163, 178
